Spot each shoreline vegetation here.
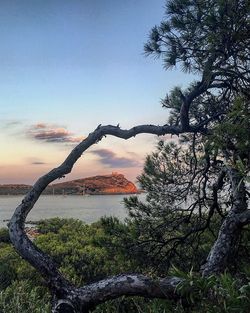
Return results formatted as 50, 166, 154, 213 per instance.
1, 217, 250, 313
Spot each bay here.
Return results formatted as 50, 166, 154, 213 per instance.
0, 194, 145, 228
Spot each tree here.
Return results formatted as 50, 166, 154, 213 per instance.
8, 0, 250, 312
125, 99, 250, 275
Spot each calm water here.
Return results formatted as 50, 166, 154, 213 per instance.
0, 194, 145, 228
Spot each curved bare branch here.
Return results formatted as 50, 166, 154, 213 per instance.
8, 123, 189, 311
63, 274, 183, 313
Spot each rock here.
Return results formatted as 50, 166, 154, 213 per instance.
47, 173, 138, 195
0, 173, 138, 195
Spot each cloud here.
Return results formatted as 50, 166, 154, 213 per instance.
34, 123, 47, 129
27, 123, 84, 144
32, 161, 46, 165
92, 149, 142, 168
26, 157, 47, 165
0, 120, 25, 133
3, 120, 23, 128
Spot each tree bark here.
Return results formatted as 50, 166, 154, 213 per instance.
51, 275, 183, 313
202, 167, 248, 276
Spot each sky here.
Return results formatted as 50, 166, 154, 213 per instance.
0, 0, 193, 184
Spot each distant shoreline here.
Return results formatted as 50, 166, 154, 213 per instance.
0, 173, 140, 196
0, 191, 141, 196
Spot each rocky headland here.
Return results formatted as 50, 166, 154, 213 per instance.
0, 173, 138, 195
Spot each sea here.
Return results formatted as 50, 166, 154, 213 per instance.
0, 194, 146, 228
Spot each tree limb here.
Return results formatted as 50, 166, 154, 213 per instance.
50, 274, 183, 312
8, 123, 189, 312
73, 274, 182, 310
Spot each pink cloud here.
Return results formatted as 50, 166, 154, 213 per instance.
27, 123, 84, 144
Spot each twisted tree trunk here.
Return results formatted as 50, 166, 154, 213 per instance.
202, 168, 249, 276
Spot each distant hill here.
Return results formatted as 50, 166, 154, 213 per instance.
0, 173, 138, 195
0, 184, 31, 195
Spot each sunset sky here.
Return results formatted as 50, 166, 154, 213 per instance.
0, 0, 192, 184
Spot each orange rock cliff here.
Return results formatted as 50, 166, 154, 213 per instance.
49, 173, 138, 195
0, 173, 138, 195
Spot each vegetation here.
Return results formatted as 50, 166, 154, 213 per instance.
125, 98, 250, 274
5, 0, 250, 312
1, 218, 250, 312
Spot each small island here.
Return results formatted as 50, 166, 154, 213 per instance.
0, 172, 138, 195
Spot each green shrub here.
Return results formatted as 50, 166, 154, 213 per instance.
0, 218, 249, 313
0, 280, 50, 313
0, 228, 10, 243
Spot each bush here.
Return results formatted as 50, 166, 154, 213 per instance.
0, 228, 10, 243
1, 218, 249, 313
0, 280, 50, 313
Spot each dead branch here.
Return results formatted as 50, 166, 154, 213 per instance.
8, 123, 189, 312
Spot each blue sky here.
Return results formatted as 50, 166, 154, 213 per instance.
0, 0, 193, 184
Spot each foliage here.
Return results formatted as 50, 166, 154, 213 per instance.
0, 280, 50, 313
0, 242, 40, 292
0, 228, 10, 244
208, 96, 250, 176
172, 268, 250, 313
36, 217, 80, 234
124, 139, 221, 272
1, 218, 250, 312
125, 0, 249, 279
35, 217, 137, 286
93, 297, 176, 313
145, 0, 250, 78
124, 94, 250, 274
